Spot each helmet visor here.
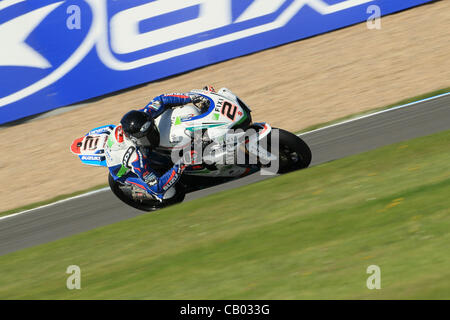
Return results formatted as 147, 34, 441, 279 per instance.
132, 120, 153, 139
125, 120, 159, 147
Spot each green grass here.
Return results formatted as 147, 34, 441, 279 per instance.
0, 128, 449, 299
1, 87, 448, 218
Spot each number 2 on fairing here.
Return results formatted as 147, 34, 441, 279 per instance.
221, 101, 237, 120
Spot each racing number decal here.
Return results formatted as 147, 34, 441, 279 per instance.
83, 136, 99, 151
221, 102, 237, 121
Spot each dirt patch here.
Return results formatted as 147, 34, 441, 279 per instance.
1, 1, 449, 212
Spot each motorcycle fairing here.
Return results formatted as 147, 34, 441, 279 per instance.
70, 125, 115, 167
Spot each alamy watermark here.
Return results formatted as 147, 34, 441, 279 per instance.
367, 5, 381, 30
66, 265, 81, 290
66, 5, 81, 30
169, 128, 281, 175
366, 265, 381, 289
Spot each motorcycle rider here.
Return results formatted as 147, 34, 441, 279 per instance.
105, 90, 212, 201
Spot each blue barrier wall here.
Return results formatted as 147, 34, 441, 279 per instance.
0, 0, 433, 124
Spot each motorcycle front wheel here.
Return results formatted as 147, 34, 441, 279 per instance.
108, 173, 185, 211
262, 128, 312, 174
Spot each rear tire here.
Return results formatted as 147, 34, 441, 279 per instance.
108, 174, 185, 211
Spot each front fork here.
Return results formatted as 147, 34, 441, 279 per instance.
244, 122, 277, 164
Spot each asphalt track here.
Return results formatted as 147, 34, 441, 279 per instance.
1, 94, 449, 256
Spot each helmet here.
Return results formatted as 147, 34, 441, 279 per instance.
120, 110, 160, 148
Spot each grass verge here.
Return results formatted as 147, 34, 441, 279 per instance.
0, 128, 449, 299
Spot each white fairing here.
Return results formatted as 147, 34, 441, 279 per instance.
155, 88, 248, 150
155, 104, 200, 149
154, 88, 258, 178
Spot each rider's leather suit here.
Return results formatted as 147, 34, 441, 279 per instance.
105, 93, 195, 200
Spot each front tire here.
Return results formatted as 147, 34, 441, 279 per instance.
108, 174, 185, 211
262, 128, 312, 174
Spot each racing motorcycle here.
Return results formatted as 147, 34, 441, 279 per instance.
70, 88, 311, 211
